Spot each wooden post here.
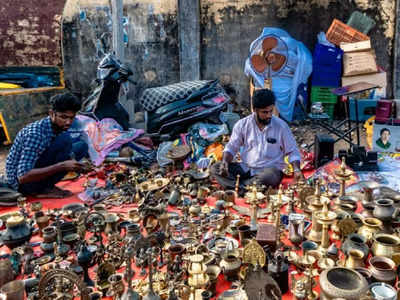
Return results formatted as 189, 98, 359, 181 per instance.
178, 0, 201, 81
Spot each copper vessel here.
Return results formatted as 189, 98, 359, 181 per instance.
368, 256, 397, 286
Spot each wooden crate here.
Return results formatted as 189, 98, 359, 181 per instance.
326, 19, 370, 46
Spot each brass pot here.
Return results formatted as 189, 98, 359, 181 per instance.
42, 226, 57, 243
373, 199, 395, 222
342, 233, 369, 260
368, 256, 397, 286
358, 218, 383, 244
319, 267, 368, 300
219, 251, 241, 282
372, 233, 400, 258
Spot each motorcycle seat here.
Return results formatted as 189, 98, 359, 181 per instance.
140, 80, 218, 112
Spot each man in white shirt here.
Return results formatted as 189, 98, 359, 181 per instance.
212, 89, 304, 188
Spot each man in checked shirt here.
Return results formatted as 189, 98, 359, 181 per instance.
5, 93, 89, 199
211, 89, 304, 189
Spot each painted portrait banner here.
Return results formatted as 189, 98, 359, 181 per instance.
373, 123, 400, 153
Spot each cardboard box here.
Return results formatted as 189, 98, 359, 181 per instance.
342, 71, 387, 98
343, 50, 378, 76
340, 40, 371, 52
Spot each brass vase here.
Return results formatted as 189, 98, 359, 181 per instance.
188, 254, 209, 290
36, 215, 49, 236
289, 219, 304, 249
104, 213, 119, 236
345, 249, 364, 268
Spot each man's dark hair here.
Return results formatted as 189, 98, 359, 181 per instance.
50, 92, 81, 112
380, 128, 391, 136
252, 89, 276, 109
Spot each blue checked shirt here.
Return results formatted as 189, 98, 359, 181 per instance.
6, 117, 55, 189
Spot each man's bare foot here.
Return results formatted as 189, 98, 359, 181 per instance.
34, 186, 73, 199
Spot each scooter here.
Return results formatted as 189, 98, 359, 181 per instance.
82, 54, 230, 138
140, 79, 230, 136
80, 53, 134, 131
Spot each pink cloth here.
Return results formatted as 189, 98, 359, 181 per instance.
74, 115, 144, 166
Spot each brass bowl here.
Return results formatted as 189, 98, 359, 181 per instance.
372, 233, 400, 258
320, 267, 368, 299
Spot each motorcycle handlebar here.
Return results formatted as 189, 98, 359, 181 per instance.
127, 77, 137, 85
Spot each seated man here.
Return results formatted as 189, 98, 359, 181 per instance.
212, 89, 304, 189
6, 92, 89, 198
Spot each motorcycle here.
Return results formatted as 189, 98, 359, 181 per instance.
80, 53, 134, 131
81, 54, 230, 138
140, 79, 230, 137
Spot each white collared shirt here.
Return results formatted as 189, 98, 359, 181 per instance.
224, 113, 301, 175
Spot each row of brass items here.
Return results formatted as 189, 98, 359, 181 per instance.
3, 157, 400, 300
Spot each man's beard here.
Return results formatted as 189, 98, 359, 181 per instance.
256, 114, 271, 125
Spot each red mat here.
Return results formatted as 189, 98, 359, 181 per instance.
0, 173, 312, 299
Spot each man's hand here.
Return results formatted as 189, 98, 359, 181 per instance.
61, 160, 88, 173
220, 160, 229, 176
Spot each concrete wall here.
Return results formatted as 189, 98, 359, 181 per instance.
0, 0, 65, 66
62, 0, 395, 110
0, 0, 395, 107
62, 0, 180, 105
200, 0, 395, 106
